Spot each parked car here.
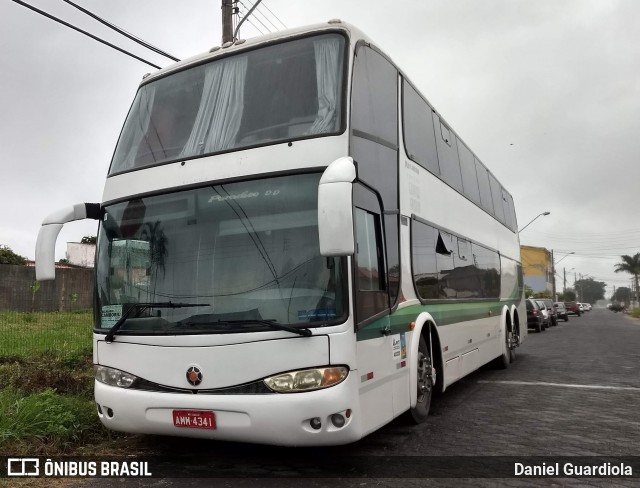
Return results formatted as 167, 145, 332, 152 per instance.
582, 303, 592, 312
554, 302, 569, 321
526, 298, 545, 333
538, 298, 558, 326
534, 300, 551, 329
565, 301, 582, 316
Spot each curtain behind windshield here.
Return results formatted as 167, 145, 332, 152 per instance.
309, 36, 342, 134
109, 34, 345, 175
181, 56, 248, 155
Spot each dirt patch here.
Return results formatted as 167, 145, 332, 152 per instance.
0, 353, 93, 395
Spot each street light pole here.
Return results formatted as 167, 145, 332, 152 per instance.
553, 251, 575, 300
518, 211, 550, 234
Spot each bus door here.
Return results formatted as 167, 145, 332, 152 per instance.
353, 183, 397, 429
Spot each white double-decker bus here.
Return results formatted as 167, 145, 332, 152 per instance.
36, 21, 525, 446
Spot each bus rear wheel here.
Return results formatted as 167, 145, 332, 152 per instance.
495, 324, 515, 369
410, 335, 434, 424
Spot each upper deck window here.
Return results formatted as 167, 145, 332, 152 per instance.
109, 33, 346, 175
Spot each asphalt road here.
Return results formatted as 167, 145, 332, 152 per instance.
73, 308, 640, 487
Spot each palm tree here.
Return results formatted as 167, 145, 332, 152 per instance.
614, 253, 640, 307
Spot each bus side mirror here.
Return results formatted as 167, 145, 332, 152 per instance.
35, 203, 101, 281
318, 157, 356, 256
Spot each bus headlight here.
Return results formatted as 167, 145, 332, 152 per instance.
264, 366, 348, 393
94, 365, 137, 388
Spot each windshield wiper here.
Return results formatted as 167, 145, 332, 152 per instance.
176, 318, 312, 337
104, 302, 209, 343
235, 319, 313, 337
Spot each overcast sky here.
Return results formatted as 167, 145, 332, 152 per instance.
1, 0, 639, 299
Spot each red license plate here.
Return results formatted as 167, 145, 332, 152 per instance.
172, 410, 216, 430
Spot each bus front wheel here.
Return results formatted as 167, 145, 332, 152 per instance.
410, 334, 434, 424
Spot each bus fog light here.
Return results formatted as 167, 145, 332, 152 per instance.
331, 413, 345, 428
310, 417, 322, 430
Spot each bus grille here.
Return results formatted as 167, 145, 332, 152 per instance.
130, 378, 273, 395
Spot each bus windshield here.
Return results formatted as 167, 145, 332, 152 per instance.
95, 173, 346, 334
109, 33, 345, 175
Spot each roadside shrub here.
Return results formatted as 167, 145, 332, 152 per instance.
0, 388, 101, 447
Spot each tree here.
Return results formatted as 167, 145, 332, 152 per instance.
574, 278, 606, 304
614, 253, 640, 306
524, 285, 534, 298
561, 289, 577, 302
0, 245, 27, 265
613, 287, 631, 306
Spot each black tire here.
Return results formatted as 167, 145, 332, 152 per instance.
410, 335, 434, 424
497, 324, 516, 368
535, 321, 542, 333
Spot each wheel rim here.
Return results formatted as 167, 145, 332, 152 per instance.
416, 350, 434, 404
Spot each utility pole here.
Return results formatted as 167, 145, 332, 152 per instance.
551, 249, 556, 300
221, 0, 235, 43
563, 267, 566, 297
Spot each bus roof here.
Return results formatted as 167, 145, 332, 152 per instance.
140, 20, 365, 86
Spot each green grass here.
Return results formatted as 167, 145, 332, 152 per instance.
0, 349, 105, 455
0, 310, 113, 455
0, 310, 92, 359
0, 353, 109, 455
0, 388, 103, 452
630, 308, 640, 319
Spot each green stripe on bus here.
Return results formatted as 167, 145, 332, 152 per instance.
355, 299, 520, 342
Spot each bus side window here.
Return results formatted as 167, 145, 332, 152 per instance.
476, 159, 494, 215
488, 173, 506, 225
355, 207, 388, 325
402, 80, 439, 175
432, 114, 463, 193
411, 219, 438, 300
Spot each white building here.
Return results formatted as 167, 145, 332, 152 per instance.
66, 242, 95, 268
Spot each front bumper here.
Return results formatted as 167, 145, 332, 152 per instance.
94, 372, 362, 446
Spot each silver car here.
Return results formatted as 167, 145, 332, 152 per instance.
554, 302, 569, 321
535, 300, 551, 328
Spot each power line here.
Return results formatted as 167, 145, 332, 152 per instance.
246, 18, 266, 35
10, 0, 162, 69
235, 0, 288, 39
245, 0, 280, 32
61, 0, 180, 62
260, 0, 287, 29
233, 0, 264, 40
239, 0, 272, 34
